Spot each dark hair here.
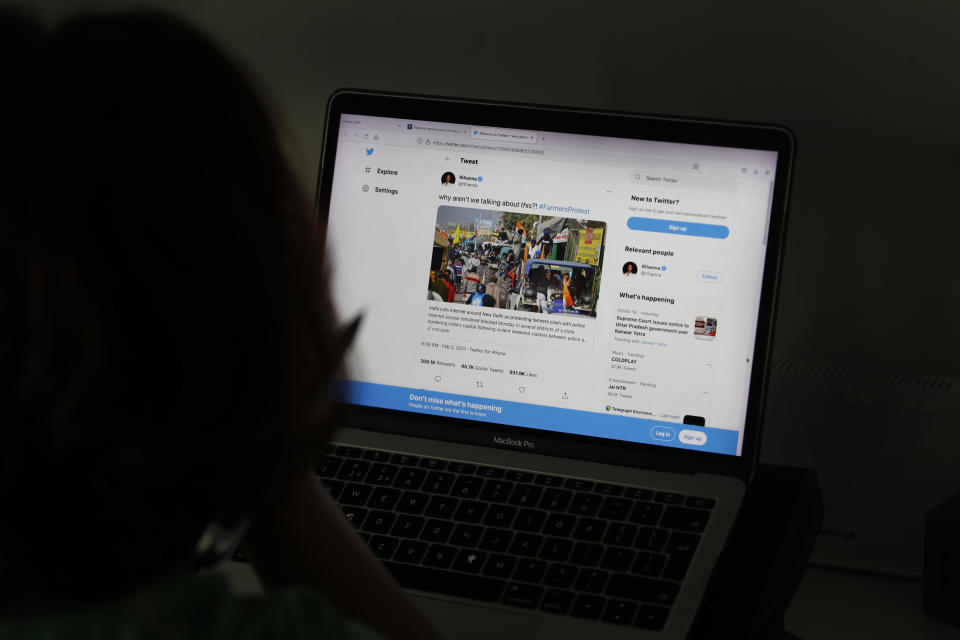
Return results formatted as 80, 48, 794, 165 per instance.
0, 11, 341, 610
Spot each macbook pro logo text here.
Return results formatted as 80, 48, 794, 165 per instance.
493, 435, 535, 449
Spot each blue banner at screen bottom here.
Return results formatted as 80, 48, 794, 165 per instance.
341, 381, 740, 456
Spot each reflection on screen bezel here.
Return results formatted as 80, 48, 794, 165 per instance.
316, 89, 793, 482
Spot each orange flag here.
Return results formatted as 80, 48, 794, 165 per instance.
563, 274, 574, 308
516, 221, 525, 233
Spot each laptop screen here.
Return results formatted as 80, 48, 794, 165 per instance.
325, 110, 780, 458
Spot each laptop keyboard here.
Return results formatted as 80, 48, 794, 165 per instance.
238, 443, 716, 631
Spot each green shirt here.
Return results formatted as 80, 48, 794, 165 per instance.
0, 573, 386, 640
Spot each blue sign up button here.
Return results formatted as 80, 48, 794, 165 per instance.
628, 217, 729, 239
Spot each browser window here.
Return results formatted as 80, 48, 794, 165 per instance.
327, 114, 778, 456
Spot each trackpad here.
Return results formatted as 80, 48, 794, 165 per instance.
412, 594, 542, 640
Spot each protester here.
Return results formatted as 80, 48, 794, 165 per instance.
442, 272, 456, 302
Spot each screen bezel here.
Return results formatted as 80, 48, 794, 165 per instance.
315, 89, 794, 482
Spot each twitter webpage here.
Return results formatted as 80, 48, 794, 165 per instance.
326, 115, 778, 456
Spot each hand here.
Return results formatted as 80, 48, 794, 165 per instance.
244, 471, 443, 640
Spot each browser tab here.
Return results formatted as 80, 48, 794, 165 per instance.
470, 127, 538, 144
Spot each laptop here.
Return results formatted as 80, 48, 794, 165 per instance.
307, 90, 792, 638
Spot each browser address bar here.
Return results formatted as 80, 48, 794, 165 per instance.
470, 126, 538, 145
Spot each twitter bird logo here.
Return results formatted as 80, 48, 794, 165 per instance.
365, 148, 374, 156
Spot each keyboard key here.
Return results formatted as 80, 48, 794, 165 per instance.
629, 501, 663, 525
480, 479, 514, 502
508, 485, 543, 507
505, 470, 534, 482
513, 509, 547, 533
452, 548, 487, 573
593, 482, 624, 496
570, 542, 603, 567
600, 547, 636, 572
598, 497, 632, 521
632, 552, 667, 577
335, 445, 364, 458
478, 528, 513, 552
369, 535, 399, 560
476, 466, 505, 478
571, 594, 605, 620
574, 569, 609, 594
362, 511, 396, 534
660, 506, 710, 533
421, 545, 457, 569
540, 589, 575, 614
420, 519, 454, 543
450, 523, 483, 548
564, 478, 593, 492
634, 604, 670, 630
513, 559, 547, 583
339, 483, 371, 506
534, 474, 564, 487
453, 500, 487, 523
665, 531, 700, 555
572, 518, 606, 542
502, 582, 542, 609
369, 487, 401, 510
390, 453, 419, 467
394, 540, 428, 564
367, 464, 399, 486
361, 449, 392, 462
358, 532, 371, 543
482, 554, 517, 578
543, 563, 577, 588
383, 560, 504, 601
685, 495, 716, 510
320, 479, 344, 501
663, 551, 693, 581
634, 527, 668, 552
602, 599, 638, 625
395, 491, 429, 515
509, 533, 543, 557
450, 475, 484, 499
606, 574, 679, 606
336, 460, 370, 482
424, 496, 458, 519
569, 493, 602, 516
624, 487, 654, 500
394, 468, 426, 491
655, 491, 685, 505
483, 504, 517, 527
341, 506, 367, 528
315, 456, 342, 478
539, 488, 573, 512
538, 538, 572, 562
543, 514, 576, 537
448, 461, 476, 474
603, 523, 638, 547
423, 471, 454, 494
419, 457, 447, 471
391, 515, 425, 539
